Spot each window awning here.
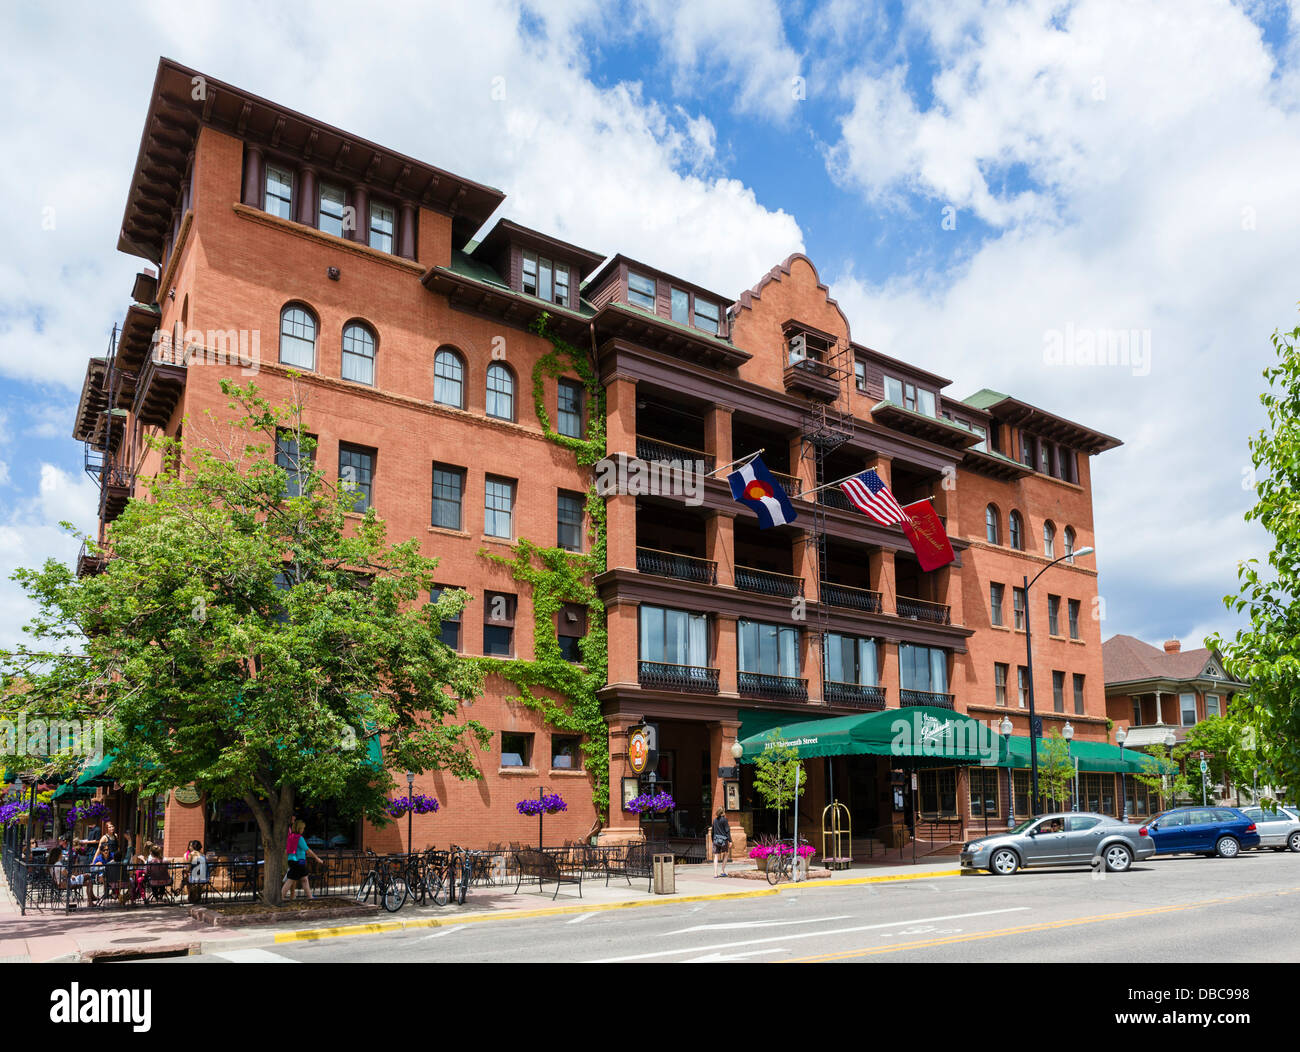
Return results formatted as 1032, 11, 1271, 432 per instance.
998, 735, 1168, 774
738, 706, 1000, 764
51, 751, 118, 799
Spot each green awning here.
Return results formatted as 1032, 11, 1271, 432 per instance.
738, 706, 1000, 764
998, 735, 1167, 774
50, 751, 119, 799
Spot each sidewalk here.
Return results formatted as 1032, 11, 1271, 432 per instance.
0, 860, 962, 962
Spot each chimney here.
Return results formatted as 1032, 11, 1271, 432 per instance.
1163, 639, 1181, 653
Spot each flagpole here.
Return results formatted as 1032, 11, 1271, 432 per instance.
705, 448, 765, 479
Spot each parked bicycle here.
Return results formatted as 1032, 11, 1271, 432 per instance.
405, 848, 452, 907
765, 840, 811, 886
355, 851, 409, 912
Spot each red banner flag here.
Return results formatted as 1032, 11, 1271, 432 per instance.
900, 499, 955, 571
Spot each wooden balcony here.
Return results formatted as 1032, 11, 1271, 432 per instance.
132, 350, 188, 429
636, 547, 717, 585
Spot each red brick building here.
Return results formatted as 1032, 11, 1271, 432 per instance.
71, 59, 1125, 858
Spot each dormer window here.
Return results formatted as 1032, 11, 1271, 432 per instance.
628, 271, 656, 310
693, 299, 720, 335
671, 288, 689, 325
522, 252, 570, 307
319, 183, 347, 238
883, 375, 936, 417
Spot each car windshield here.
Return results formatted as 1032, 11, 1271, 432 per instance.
1009, 818, 1041, 834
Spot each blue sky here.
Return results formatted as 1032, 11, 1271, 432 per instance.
2, 0, 1299, 654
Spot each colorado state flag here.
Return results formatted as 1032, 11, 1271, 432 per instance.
727, 456, 797, 529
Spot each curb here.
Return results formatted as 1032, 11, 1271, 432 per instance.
270, 868, 963, 946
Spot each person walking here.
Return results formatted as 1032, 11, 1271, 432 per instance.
281, 820, 323, 901
711, 808, 732, 878
184, 840, 209, 904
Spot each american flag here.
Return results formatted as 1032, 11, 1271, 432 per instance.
840, 469, 910, 526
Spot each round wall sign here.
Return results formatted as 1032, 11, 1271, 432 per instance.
173, 785, 201, 805
627, 727, 649, 775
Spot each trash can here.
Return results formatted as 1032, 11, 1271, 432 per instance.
652, 853, 675, 895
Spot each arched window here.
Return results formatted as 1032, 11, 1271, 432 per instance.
279, 305, 316, 370
486, 362, 515, 421
1064, 526, 1076, 563
434, 348, 465, 408
985, 504, 1000, 545
1009, 510, 1024, 551
1044, 520, 1056, 559
341, 322, 376, 385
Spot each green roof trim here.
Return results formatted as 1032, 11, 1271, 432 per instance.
603, 300, 741, 353
439, 253, 598, 320
871, 399, 982, 438
960, 388, 1010, 411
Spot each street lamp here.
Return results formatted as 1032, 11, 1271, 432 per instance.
1063, 721, 1076, 811
999, 715, 1014, 829
405, 771, 415, 856
1116, 725, 1128, 822
1163, 728, 1176, 810
1023, 546, 1094, 811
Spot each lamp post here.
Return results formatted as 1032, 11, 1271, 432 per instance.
1163, 728, 1176, 810
1117, 725, 1128, 822
1199, 750, 1207, 807
1023, 546, 1094, 812
1000, 715, 1013, 830
1063, 721, 1076, 810
405, 771, 415, 856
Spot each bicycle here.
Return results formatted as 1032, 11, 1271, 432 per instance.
355, 851, 409, 912
765, 840, 811, 886
406, 848, 452, 907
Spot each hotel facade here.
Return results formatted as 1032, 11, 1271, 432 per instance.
72, 60, 1126, 858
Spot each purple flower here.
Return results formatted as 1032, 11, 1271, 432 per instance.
625, 792, 675, 814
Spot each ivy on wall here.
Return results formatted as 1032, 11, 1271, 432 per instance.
473, 315, 610, 816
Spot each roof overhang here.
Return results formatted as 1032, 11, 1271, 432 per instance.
961, 446, 1033, 480
871, 401, 982, 450
73, 358, 110, 444
594, 302, 751, 370
421, 266, 590, 343
473, 219, 605, 278
972, 393, 1122, 455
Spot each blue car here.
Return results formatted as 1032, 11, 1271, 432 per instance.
1146, 806, 1260, 858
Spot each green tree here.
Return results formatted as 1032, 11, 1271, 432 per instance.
1132, 743, 1190, 811
752, 730, 806, 843
1212, 319, 1300, 801
1037, 731, 1076, 811
1174, 714, 1256, 802
0, 381, 489, 902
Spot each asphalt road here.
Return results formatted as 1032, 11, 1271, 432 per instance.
177, 850, 1300, 964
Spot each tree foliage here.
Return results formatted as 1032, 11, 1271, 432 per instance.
1132, 743, 1190, 810
1036, 731, 1076, 810
0, 381, 489, 901
752, 731, 806, 842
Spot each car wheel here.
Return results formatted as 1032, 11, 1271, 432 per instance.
1215, 836, 1240, 859
989, 848, 1020, 875
1289, 831, 1300, 853
1103, 844, 1133, 873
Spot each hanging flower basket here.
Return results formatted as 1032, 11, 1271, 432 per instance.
385, 793, 440, 819
625, 792, 675, 814
66, 800, 111, 825
517, 793, 567, 816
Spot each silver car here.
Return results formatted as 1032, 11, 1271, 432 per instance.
961, 812, 1156, 875
1240, 805, 1300, 852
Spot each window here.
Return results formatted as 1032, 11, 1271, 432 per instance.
265, 165, 293, 220
1064, 526, 1076, 562
1068, 599, 1081, 640
883, 375, 933, 415
1180, 692, 1197, 726
500, 732, 531, 768
916, 388, 936, 417
522, 252, 569, 307
918, 769, 957, 816
1127, 779, 1154, 818
557, 491, 584, 552
1044, 521, 1056, 558
275, 430, 314, 498
1048, 595, 1061, 636
1132, 698, 1143, 726
738, 620, 800, 677
431, 464, 465, 530
628, 271, 656, 309
1013, 770, 1031, 816
368, 201, 395, 253
318, 183, 347, 238
1013, 587, 1026, 631
1020, 432, 1036, 469
1052, 670, 1065, 712
557, 379, 583, 438
434, 349, 465, 408
1039, 440, 1053, 477
1073, 673, 1085, 714
338, 445, 374, 512
995, 663, 1008, 706
969, 423, 987, 452
279, 305, 316, 369
970, 768, 999, 817
1060, 449, 1077, 483
484, 592, 516, 657
639, 605, 708, 667
854, 359, 866, 392
431, 586, 462, 651
554, 263, 570, 307
990, 583, 1005, 627
1018, 667, 1029, 707
1206, 694, 1221, 718
985, 504, 1000, 544
484, 476, 515, 538
341, 323, 376, 385
556, 603, 587, 663
824, 633, 879, 686
693, 299, 720, 335
671, 288, 689, 325
1080, 773, 1115, 816
551, 736, 582, 770
486, 363, 515, 420
1008, 511, 1024, 550
899, 644, 948, 694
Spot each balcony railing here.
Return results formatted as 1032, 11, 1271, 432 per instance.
735, 565, 804, 598
821, 581, 883, 613
635, 435, 716, 473
824, 681, 887, 710
769, 469, 800, 495
900, 689, 956, 709
638, 661, 720, 695
897, 596, 951, 625
738, 672, 809, 702
817, 488, 854, 512
636, 547, 717, 585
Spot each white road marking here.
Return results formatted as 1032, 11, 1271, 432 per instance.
418, 927, 463, 941
214, 948, 298, 963
590, 908, 1031, 963
663, 915, 852, 936
687, 949, 788, 962
565, 912, 597, 924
